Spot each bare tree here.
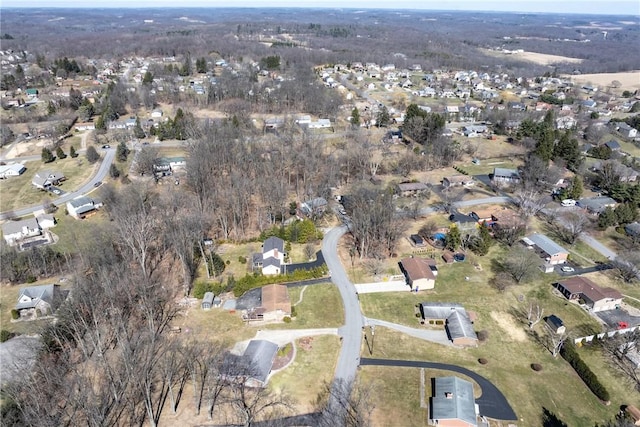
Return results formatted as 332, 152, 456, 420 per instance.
611, 251, 640, 283
543, 323, 568, 358
527, 301, 544, 329
600, 330, 640, 391
134, 145, 160, 177
514, 189, 550, 223
553, 211, 589, 245
316, 378, 375, 427
500, 246, 540, 283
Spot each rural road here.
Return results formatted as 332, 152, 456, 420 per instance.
360, 358, 518, 421
321, 225, 365, 415
0, 148, 116, 220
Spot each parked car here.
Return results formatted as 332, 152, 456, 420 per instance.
94, 181, 102, 187
561, 199, 576, 207
101, 144, 110, 149
561, 266, 575, 273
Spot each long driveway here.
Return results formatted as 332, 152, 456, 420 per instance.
321, 226, 365, 413
0, 148, 115, 220
360, 358, 518, 421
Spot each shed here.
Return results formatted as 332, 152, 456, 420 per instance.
201, 292, 214, 310
545, 314, 566, 334
626, 405, 640, 426
410, 234, 425, 247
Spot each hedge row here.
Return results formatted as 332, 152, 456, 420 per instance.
233, 266, 328, 297
560, 342, 610, 402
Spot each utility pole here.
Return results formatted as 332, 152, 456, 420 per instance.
370, 324, 375, 355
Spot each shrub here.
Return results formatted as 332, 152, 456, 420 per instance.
478, 358, 488, 365
10, 309, 19, 320
0, 330, 14, 342
26, 275, 37, 283
435, 320, 444, 326
477, 330, 489, 342
283, 316, 292, 323
531, 363, 543, 372
192, 280, 218, 299
238, 256, 247, 264
290, 305, 297, 317
560, 342, 610, 402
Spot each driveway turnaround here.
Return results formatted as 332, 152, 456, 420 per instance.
360, 358, 517, 421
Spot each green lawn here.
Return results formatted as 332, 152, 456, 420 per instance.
0, 156, 98, 212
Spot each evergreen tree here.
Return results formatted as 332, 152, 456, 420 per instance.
69, 146, 78, 158
350, 107, 361, 127
142, 70, 154, 85
55, 146, 67, 160
41, 147, 55, 163
116, 141, 130, 162
376, 105, 390, 127
568, 175, 584, 200
534, 126, 555, 162
598, 207, 617, 229
195, 57, 207, 73
614, 203, 638, 225
85, 146, 100, 164
444, 225, 461, 251
133, 117, 145, 139
109, 164, 121, 178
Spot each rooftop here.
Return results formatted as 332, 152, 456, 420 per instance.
431, 376, 477, 426
524, 233, 568, 257
557, 276, 623, 303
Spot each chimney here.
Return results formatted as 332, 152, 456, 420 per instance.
445, 392, 453, 399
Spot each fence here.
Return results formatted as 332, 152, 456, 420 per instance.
573, 325, 640, 345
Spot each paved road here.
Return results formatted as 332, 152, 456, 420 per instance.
360, 358, 518, 421
321, 225, 365, 415
0, 148, 115, 220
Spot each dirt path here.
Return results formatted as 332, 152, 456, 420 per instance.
293, 285, 308, 306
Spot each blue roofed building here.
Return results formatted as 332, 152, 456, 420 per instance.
430, 376, 478, 427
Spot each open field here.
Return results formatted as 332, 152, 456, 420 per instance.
564, 71, 640, 91
482, 48, 583, 65
0, 156, 98, 212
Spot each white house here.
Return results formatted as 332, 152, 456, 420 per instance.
151, 109, 163, 118
259, 236, 286, 275
35, 214, 56, 229
2, 218, 41, 245
0, 163, 26, 179
32, 170, 65, 189
66, 196, 102, 219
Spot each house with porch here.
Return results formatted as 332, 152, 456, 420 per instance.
553, 276, 623, 312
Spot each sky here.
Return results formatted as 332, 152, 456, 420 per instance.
1, 0, 639, 15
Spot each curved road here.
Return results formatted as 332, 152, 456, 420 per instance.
361, 358, 518, 421
321, 225, 365, 414
0, 148, 115, 220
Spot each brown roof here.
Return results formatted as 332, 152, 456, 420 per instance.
558, 276, 623, 302
400, 257, 436, 281
626, 405, 640, 422
397, 182, 429, 192
471, 208, 496, 220
261, 284, 291, 314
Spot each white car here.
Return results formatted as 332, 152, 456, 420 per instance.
561, 199, 576, 207
561, 266, 575, 273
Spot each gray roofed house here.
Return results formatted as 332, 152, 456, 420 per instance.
396, 182, 430, 197
625, 222, 640, 237
2, 217, 41, 245
0, 163, 26, 179
604, 140, 621, 151
201, 292, 215, 310
491, 168, 520, 185
32, 170, 65, 189
66, 196, 102, 219
240, 340, 279, 387
261, 237, 285, 275
15, 284, 65, 316
522, 233, 569, 265
420, 302, 465, 320
419, 302, 477, 347
577, 196, 617, 215
430, 376, 478, 427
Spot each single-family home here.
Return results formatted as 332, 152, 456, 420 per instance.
201, 292, 215, 310
430, 376, 478, 427
66, 196, 102, 219
0, 163, 26, 179
419, 302, 478, 347
577, 196, 617, 215
254, 236, 286, 275
448, 213, 478, 233
545, 315, 566, 334
604, 140, 621, 151
491, 168, 520, 185
299, 197, 328, 218
15, 284, 65, 317
151, 109, 163, 118
581, 99, 597, 109
624, 222, 640, 238
399, 257, 437, 290
32, 170, 66, 189
260, 284, 291, 321
616, 122, 638, 139
522, 233, 569, 265
443, 175, 474, 188
35, 214, 56, 229
223, 340, 279, 387
553, 276, 623, 312
396, 182, 430, 197
74, 122, 96, 131
429, 376, 478, 427
469, 208, 496, 225
2, 218, 42, 245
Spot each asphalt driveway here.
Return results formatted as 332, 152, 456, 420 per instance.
360, 358, 517, 421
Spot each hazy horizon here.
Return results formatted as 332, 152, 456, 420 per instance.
1, 0, 639, 16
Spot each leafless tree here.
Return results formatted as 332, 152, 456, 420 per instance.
493, 218, 527, 246
611, 251, 640, 283
227, 378, 294, 427
527, 300, 544, 329
600, 330, 640, 391
553, 211, 589, 245
304, 243, 316, 261
316, 378, 375, 427
513, 189, 550, 223
134, 145, 160, 177
543, 323, 568, 358
500, 246, 540, 283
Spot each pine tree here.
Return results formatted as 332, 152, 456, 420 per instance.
55, 146, 67, 160
376, 106, 390, 128
41, 147, 55, 163
69, 145, 78, 158
445, 225, 461, 251
350, 107, 361, 127
117, 141, 130, 162
569, 175, 584, 200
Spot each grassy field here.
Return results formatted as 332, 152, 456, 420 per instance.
263, 283, 343, 330
269, 335, 341, 412
0, 156, 98, 212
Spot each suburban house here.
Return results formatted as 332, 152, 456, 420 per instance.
35, 213, 56, 229
66, 196, 102, 219
259, 284, 291, 321
201, 292, 215, 310
74, 122, 96, 131
2, 218, 41, 245
604, 140, 621, 151
545, 314, 566, 334
469, 208, 497, 225
429, 376, 478, 427
15, 284, 65, 317
299, 197, 328, 218
0, 163, 26, 179
448, 213, 478, 233
153, 156, 187, 176
624, 222, 640, 238
491, 168, 520, 185
577, 196, 617, 215
399, 257, 438, 290
253, 236, 286, 275
616, 122, 638, 139
442, 175, 474, 188
224, 340, 279, 387
396, 182, 430, 197
522, 233, 569, 265
419, 302, 478, 347
32, 170, 66, 189
553, 276, 623, 312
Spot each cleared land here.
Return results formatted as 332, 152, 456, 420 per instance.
564, 71, 640, 91
482, 48, 584, 65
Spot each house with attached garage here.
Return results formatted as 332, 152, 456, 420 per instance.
0, 163, 26, 179
419, 302, 478, 347
32, 170, 65, 189
222, 340, 279, 388
429, 376, 478, 427
253, 236, 286, 275
443, 175, 474, 188
66, 196, 102, 219
577, 196, 617, 215
522, 233, 569, 265
399, 257, 438, 290
396, 182, 430, 197
491, 168, 520, 185
15, 284, 66, 318
553, 276, 623, 312
2, 218, 41, 245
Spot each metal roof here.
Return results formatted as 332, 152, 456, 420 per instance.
446, 310, 477, 341
431, 376, 477, 426
242, 340, 278, 384
525, 233, 568, 257
420, 302, 465, 320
